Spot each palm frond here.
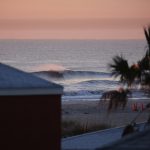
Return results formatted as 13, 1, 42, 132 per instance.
144, 26, 150, 56
144, 27, 149, 45
109, 55, 130, 81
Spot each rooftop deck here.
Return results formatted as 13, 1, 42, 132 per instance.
97, 126, 150, 150
62, 123, 146, 150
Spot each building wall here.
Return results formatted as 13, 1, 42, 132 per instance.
0, 94, 61, 150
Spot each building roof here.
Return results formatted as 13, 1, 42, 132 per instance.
62, 123, 146, 150
97, 127, 150, 150
0, 63, 63, 95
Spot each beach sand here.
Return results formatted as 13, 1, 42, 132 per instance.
62, 99, 150, 127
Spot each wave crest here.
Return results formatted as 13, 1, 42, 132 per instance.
64, 90, 103, 96
33, 70, 110, 79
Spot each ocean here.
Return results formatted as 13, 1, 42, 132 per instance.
0, 39, 148, 101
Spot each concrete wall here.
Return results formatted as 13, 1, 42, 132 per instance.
0, 95, 61, 150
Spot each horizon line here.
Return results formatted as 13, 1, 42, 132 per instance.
0, 38, 145, 40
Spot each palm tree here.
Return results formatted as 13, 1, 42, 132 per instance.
103, 26, 150, 112
109, 55, 137, 87
144, 26, 150, 56
109, 26, 150, 87
138, 26, 150, 72
139, 26, 150, 86
105, 26, 150, 112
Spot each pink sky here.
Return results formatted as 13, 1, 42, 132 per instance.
0, 0, 150, 39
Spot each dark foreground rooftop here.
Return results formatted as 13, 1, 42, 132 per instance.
97, 127, 150, 150
62, 123, 147, 150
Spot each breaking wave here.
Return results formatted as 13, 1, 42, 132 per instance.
63, 90, 104, 96
77, 80, 118, 86
33, 70, 111, 80
32, 69, 150, 101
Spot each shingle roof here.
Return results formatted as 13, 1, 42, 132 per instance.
0, 63, 63, 95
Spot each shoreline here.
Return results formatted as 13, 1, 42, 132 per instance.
62, 95, 150, 102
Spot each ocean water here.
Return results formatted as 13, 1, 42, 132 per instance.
0, 39, 148, 100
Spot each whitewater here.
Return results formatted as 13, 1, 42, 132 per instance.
0, 39, 149, 101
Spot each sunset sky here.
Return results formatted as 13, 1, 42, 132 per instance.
0, 0, 150, 39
